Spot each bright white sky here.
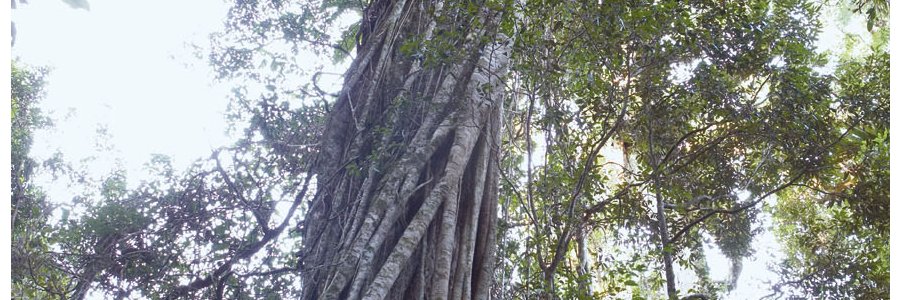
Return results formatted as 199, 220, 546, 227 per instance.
13, 0, 232, 186
10, 1, 876, 299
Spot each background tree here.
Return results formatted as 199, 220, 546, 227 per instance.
11, 61, 70, 299
492, 0, 887, 299
766, 42, 889, 300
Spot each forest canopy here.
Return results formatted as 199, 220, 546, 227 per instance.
10, 0, 889, 299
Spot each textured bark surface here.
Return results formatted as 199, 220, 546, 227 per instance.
298, 1, 508, 299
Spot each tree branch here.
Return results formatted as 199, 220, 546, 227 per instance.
165, 169, 314, 299
669, 169, 807, 244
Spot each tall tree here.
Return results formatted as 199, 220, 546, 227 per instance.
150, 0, 514, 298
294, 0, 510, 298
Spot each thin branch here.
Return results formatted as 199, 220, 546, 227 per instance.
580, 180, 648, 223
165, 168, 315, 299
669, 169, 807, 244
657, 121, 725, 171
213, 150, 271, 233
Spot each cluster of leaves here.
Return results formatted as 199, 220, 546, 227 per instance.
10, 61, 69, 299
767, 48, 889, 300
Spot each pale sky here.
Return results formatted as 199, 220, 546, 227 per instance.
13, 0, 232, 186
11, 1, 876, 299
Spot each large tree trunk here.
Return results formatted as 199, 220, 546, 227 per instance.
298, 1, 508, 299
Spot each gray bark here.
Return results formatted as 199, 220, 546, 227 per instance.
299, 1, 509, 299
649, 106, 677, 300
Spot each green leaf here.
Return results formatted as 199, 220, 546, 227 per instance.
333, 21, 360, 63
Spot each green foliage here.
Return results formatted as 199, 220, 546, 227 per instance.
849, 0, 889, 31
11, 61, 69, 298
767, 48, 888, 299
498, 0, 887, 298
333, 20, 360, 62
770, 188, 888, 299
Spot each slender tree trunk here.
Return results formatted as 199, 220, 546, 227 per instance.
575, 228, 593, 297
298, 1, 509, 299
649, 107, 677, 300
656, 174, 677, 300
